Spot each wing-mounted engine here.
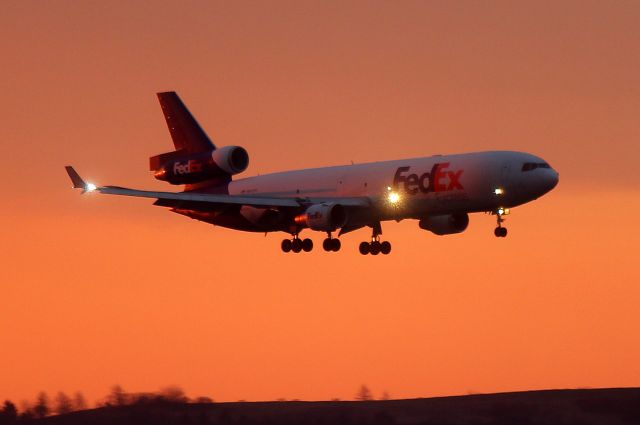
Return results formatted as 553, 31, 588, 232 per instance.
295, 203, 348, 232
419, 213, 469, 235
150, 146, 249, 185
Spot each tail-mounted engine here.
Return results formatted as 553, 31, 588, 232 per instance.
419, 213, 469, 235
295, 203, 348, 232
150, 146, 249, 185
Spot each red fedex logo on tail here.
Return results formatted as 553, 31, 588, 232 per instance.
393, 163, 464, 195
173, 159, 203, 175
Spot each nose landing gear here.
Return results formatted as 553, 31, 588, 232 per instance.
494, 208, 509, 238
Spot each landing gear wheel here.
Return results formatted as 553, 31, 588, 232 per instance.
323, 237, 341, 252
362, 222, 392, 256
493, 209, 509, 238
302, 238, 313, 252
323, 238, 332, 252
291, 238, 302, 253
281, 239, 292, 253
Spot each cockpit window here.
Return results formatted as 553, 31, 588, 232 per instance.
522, 162, 551, 171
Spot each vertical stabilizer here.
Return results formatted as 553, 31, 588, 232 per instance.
157, 92, 215, 153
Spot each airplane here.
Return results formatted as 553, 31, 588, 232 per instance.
66, 92, 559, 255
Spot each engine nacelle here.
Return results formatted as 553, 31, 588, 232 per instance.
295, 203, 347, 232
211, 145, 249, 175
419, 213, 469, 235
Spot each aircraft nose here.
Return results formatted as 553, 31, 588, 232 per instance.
544, 169, 559, 193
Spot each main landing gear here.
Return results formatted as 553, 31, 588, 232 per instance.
494, 208, 509, 238
281, 235, 313, 253
281, 233, 341, 253
359, 223, 391, 255
359, 239, 391, 255
322, 233, 341, 252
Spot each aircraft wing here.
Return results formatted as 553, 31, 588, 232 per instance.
100, 185, 303, 207
65, 166, 370, 210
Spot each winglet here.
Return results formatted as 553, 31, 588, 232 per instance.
65, 166, 86, 188
65, 166, 97, 193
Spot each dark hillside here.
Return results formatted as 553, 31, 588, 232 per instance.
32, 388, 640, 425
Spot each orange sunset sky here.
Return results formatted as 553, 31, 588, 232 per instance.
1, 0, 639, 405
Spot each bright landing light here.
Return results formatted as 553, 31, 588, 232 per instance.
85, 183, 97, 192
388, 191, 401, 204
494, 188, 504, 195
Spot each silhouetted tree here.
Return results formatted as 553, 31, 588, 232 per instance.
356, 385, 373, 401
107, 385, 128, 406
381, 391, 390, 400
73, 391, 87, 411
160, 386, 188, 403
33, 392, 49, 418
0, 400, 18, 424
194, 396, 213, 403
54, 392, 73, 415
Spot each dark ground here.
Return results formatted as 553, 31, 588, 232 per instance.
33, 388, 640, 425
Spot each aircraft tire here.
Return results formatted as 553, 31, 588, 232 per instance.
501, 227, 508, 237
302, 238, 313, 252
292, 239, 302, 253
370, 241, 381, 255
380, 241, 391, 255
331, 238, 341, 252
323, 238, 333, 252
281, 239, 292, 253
359, 242, 370, 255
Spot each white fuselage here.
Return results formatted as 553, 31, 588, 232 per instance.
228, 150, 559, 227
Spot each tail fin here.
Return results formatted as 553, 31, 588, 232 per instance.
157, 92, 215, 153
